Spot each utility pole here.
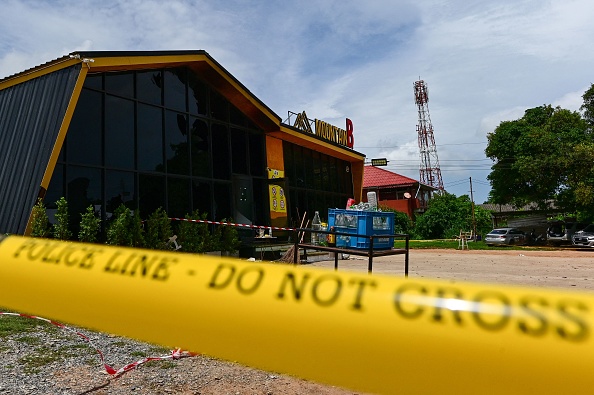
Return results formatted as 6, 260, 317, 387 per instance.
470, 177, 477, 240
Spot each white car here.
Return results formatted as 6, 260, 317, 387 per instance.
572, 225, 594, 247
484, 228, 526, 246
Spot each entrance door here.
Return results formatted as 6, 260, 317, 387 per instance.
232, 175, 253, 226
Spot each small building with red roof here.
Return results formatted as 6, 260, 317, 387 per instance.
363, 165, 437, 218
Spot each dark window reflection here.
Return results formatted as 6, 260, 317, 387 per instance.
212, 123, 230, 179
231, 128, 248, 175
190, 117, 210, 177
83, 73, 102, 90
68, 89, 102, 166
139, 174, 165, 217
213, 182, 232, 220
168, 177, 190, 218
192, 179, 212, 216
165, 111, 189, 175
66, 166, 102, 236
164, 69, 187, 112
105, 95, 134, 169
137, 104, 164, 172
230, 104, 248, 127
210, 90, 228, 121
249, 133, 265, 177
137, 70, 163, 105
104, 72, 133, 98
105, 170, 135, 216
46, 164, 64, 210
188, 74, 208, 116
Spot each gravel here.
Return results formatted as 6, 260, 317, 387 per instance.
0, 314, 360, 395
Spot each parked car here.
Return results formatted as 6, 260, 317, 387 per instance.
484, 228, 527, 246
547, 221, 588, 246
571, 224, 594, 247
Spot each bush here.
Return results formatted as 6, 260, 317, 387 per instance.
219, 218, 241, 253
79, 205, 100, 243
177, 210, 212, 253
106, 204, 133, 246
53, 197, 72, 240
30, 198, 50, 238
145, 207, 172, 250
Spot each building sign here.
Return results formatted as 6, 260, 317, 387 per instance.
267, 168, 286, 213
292, 111, 354, 149
371, 158, 388, 166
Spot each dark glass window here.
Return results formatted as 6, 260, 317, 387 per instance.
46, 164, 64, 209
312, 151, 321, 190
139, 174, 165, 217
192, 179, 212, 216
83, 73, 102, 90
188, 74, 208, 116
165, 111, 189, 175
104, 72, 134, 98
105, 95, 134, 169
230, 104, 248, 127
293, 146, 305, 187
212, 123, 230, 179
105, 170, 135, 215
210, 90, 228, 121
213, 182, 232, 220
164, 69, 187, 112
67, 166, 102, 219
190, 117, 210, 177
167, 177, 190, 218
67, 89, 102, 166
137, 70, 163, 105
249, 133, 265, 177
231, 127, 248, 175
304, 149, 313, 187
137, 104, 164, 172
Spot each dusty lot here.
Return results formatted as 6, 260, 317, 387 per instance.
310, 247, 594, 291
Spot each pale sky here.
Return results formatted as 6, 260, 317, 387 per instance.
2, 0, 593, 203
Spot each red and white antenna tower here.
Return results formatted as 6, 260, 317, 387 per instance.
414, 79, 444, 191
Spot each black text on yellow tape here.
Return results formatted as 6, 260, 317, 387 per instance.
1, 236, 594, 394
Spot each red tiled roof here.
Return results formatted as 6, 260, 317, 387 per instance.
363, 165, 418, 188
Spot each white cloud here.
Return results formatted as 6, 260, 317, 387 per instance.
1, 0, 593, 203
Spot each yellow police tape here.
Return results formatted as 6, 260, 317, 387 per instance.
0, 235, 592, 394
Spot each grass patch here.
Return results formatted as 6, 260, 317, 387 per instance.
0, 312, 50, 339
394, 239, 555, 251
19, 347, 63, 374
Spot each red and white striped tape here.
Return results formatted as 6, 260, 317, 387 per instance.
168, 217, 297, 232
0, 312, 196, 377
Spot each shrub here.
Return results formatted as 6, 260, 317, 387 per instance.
53, 197, 72, 240
130, 209, 145, 248
145, 207, 172, 250
106, 204, 133, 246
219, 218, 241, 253
177, 210, 212, 253
79, 205, 100, 243
30, 199, 50, 238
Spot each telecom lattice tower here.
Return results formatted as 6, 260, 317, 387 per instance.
414, 79, 444, 191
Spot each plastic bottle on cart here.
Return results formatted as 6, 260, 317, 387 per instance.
311, 211, 321, 245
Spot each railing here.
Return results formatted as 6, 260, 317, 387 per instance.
292, 228, 410, 276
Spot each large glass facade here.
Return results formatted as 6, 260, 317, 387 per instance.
48, 66, 267, 236
283, 142, 354, 223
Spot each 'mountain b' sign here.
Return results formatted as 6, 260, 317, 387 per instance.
293, 111, 354, 149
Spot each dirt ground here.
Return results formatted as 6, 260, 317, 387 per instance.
309, 246, 594, 291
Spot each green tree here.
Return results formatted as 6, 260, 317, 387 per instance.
30, 198, 50, 238
485, 105, 589, 211
414, 193, 492, 239
177, 210, 213, 253
79, 205, 101, 243
581, 83, 594, 127
145, 207, 172, 250
53, 197, 72, 240
219, 218, 241, 254
106, 204, 133, 246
